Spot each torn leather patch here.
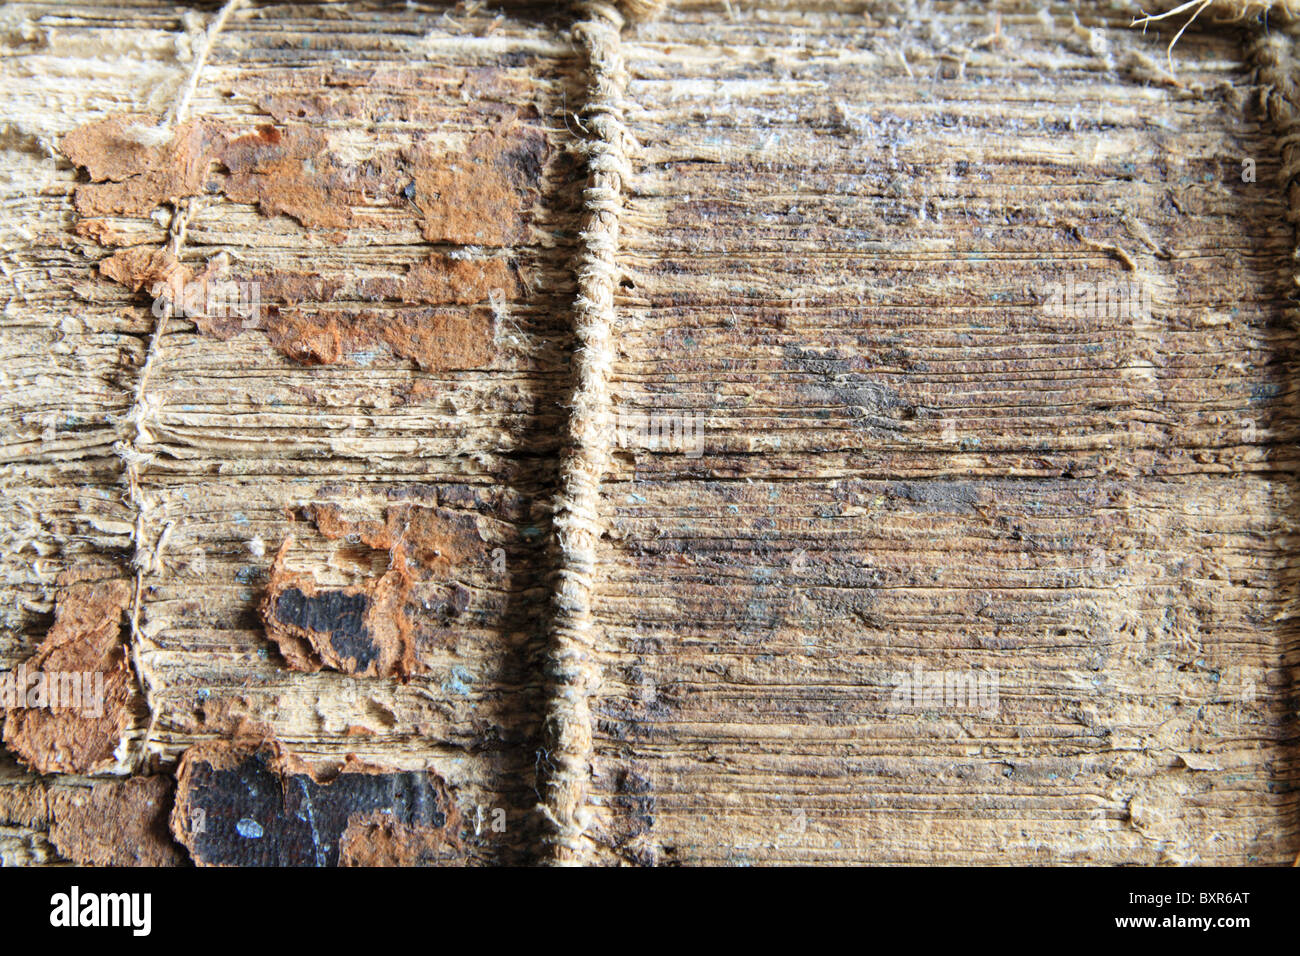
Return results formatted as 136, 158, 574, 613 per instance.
338, 814, 466, 867
404, 126, 548, 245
258, 504, 484, 677
259, 537, 416, 678
61, 113, 547, 242
49, 776, 187, 867
62, 115, 537, 372
253, 251, 515, 368
171, 735, 464, 866
1, 579, 134, 774
98, 245, 190, 296
60, 116, 219, 218
306, 502, 484, 577
264, 306, 494, 371
0, 784, 50, 831
219, 124, 361, 231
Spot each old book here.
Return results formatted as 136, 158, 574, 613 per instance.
0, 0, 1295, 867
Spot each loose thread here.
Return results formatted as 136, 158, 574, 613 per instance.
118, 0, 246, 772
120, 200, 196, 771
126, 0, 248, 145
1134, 3, 1300, 73
168, 0, 246, 128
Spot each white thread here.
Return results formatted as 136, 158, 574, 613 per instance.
127, 0, 247, 143
120, 0, 247, 769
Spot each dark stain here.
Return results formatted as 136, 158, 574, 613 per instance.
274, 588, 377, 670
611, 768, 656, 866
888, 480, 980, 511
500, 128, 546, 182
178, 749, 454, 867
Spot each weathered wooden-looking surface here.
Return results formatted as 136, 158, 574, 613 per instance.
0, 0, 1297, 865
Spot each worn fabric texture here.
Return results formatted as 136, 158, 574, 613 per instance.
0, 0, 1296, 866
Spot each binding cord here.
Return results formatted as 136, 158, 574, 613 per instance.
536, 0, 643, 865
